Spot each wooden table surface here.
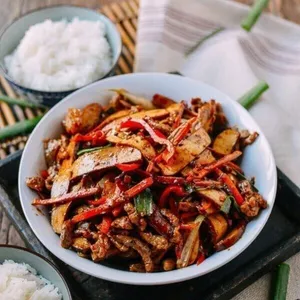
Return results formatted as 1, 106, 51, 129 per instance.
0, 0, 300, 283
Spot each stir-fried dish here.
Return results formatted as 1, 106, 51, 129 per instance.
26, 90, 267, 273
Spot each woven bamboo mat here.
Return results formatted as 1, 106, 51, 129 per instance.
0, 0, 295, 159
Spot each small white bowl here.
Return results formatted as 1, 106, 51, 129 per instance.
0, 245, 71, 299
18, 73, 277, 285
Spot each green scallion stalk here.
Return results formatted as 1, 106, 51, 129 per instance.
0, 115, 44, 140
134, 188, 153, 216
77, 144, 112, 156
238, 81, 269, 109
185, 27, 224, 56
0, 95, 47, 109
241, 0, 270, 32
273, 263, 290, 300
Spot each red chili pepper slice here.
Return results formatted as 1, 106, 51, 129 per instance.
158, 185, 187, 208
116, 162, 141, 172
196, 252, 205, 265
99, 216, 112, 234
215, 168, 244, 205
121, 119, 175, 162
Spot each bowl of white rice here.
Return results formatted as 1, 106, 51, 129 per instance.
0, 6, 122, 107
0, 245, 71, 300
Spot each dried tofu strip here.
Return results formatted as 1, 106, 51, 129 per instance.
106, 132, 156, 160
71, 146, 142, 179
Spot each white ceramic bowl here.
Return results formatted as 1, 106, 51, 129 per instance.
19, 73, 277, 285
0, 245, 71, 300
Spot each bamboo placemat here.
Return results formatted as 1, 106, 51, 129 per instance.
0, 0, 294, 160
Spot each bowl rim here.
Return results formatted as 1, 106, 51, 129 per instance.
0, 244, 72, 299
19, 73, 277, 285
0, 4, 122, 94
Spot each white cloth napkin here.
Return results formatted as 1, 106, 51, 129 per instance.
135, 0, 300, 299
135, 0, 300, 189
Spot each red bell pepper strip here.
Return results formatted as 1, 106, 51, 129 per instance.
226, 161, 243, 174
154, 153, 163, 163
124, 177, 154, 199
146, 161, 154, 173
152, 94, 175, 108
129, 169, 151, 178
71, 195, 127, 224
171, 117, 196, 146
169, 197, 178, 216
116, 162, 141, 172
32, 187, 101, 206
121, 119, 175, 161
155, 176, 186, 185
112, 205, 124, 217
181, 212, 198, 221
40, 170, 49, 179
215, 168, 244, 205
87, 196, 107, 206
193, 180, 222, 188
190, 151, 242, 180
175, 239, 184, 259
72, 203, 110, 223
172, 102, 185, 129
148, 205, 174, 239
180, 223, 197, 231
158, 185, 187, 208
196, 252, 205, 265
159, 117, 196, 161
123, 175, 132, 184
73, 130, 106, 146
99, 216, 112, 234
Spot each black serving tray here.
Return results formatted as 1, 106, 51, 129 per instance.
1, 150, 300, 300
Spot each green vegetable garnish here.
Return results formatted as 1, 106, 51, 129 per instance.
238, 81, 269, 109
221, 196, 233, 214
232, 197, 242, 214
0, 115, 44, 140
0, 95, 47, 109
134, 188, 154, 216
77, 144, 112, 156
184, 183, 195, 194
185, 27, 224, 56
234, 171, 258, 192
241, 0, 270, 32
273, 263, 290, 300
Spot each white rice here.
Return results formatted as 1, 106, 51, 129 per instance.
0, 260, 62, 300
4, 18, 112, 92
